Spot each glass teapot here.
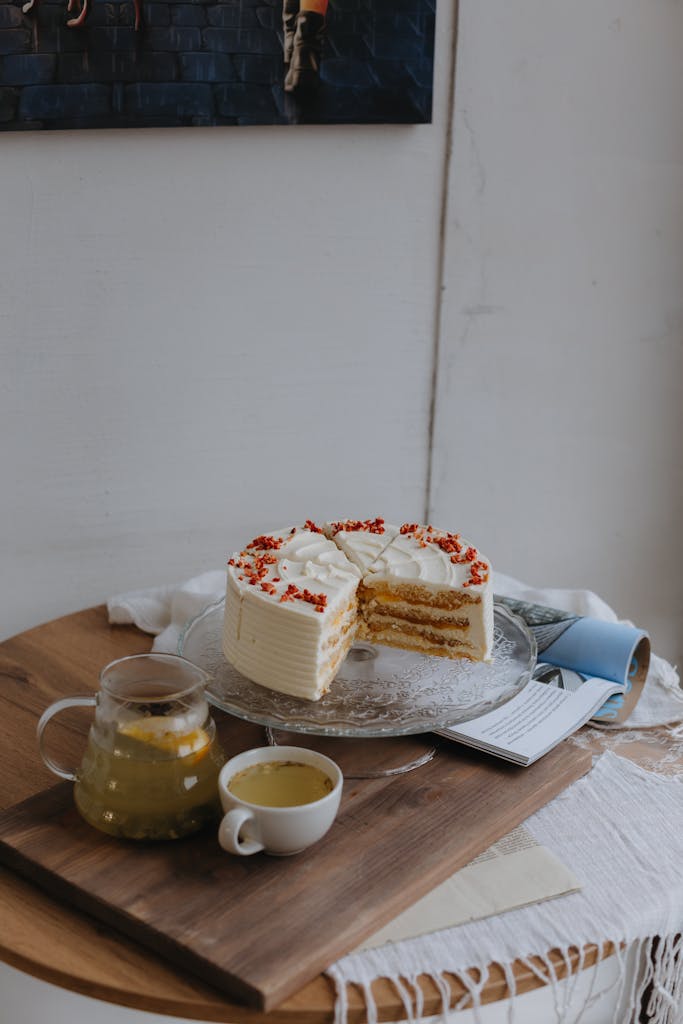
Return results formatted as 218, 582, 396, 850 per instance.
38, 653, 225, 840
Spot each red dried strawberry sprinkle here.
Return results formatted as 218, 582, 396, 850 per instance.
278, 582, 327, 612
435, 533, 463, 555
400, 523, 419, 535
464, 558, 489, 586
247, 534, 283, 552
330, 517, 385, 536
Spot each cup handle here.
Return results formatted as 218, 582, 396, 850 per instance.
37, 695, 97, 781
218, 807, 264, 856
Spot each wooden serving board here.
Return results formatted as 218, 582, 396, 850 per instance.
0, 734, 590, 1013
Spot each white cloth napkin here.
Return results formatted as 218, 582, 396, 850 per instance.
107, 570, 227, 656
107, 569, 683, 729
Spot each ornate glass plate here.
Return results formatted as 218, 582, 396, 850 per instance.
178, 600, 536, 738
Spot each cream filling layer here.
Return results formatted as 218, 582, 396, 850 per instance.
363, 631, 480, 660
363, 602, 470, 627
360, 618, 473, 643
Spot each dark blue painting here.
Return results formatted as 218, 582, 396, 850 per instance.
0, 0, 435, 129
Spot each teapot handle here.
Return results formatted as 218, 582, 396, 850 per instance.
37, 695, 97, 781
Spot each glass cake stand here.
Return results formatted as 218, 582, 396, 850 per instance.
178, 601, 536, 777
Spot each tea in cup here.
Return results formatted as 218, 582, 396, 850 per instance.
218, 746, 342, 856
37, 653, 225, 841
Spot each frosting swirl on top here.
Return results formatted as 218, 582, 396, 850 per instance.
365, 523, 489, 591
228, 520, 490, 608
228, 526, 360, 616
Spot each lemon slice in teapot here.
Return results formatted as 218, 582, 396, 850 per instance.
118, 716, 210, 761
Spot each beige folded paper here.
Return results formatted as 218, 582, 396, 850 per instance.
357, 825, 581, 950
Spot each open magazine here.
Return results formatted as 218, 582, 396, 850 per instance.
437, 596, 650, 766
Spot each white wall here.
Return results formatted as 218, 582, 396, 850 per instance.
430, 0, 683, 666
2, 0, 682, 669
1, 3, 456, 639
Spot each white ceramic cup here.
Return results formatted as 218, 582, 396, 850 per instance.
217, 745, 343, 856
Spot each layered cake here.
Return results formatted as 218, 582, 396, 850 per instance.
223, 519, 493, 701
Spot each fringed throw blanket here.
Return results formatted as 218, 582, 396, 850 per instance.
327, 753, 683, 1023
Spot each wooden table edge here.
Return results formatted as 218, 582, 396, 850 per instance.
0, 605, 614, 1022
0, 930, 616, 1024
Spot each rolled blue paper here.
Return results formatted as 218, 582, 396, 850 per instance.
539, 617, 646, 686
495, 595, 650, 724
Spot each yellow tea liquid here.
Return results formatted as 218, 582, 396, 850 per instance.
228, 760, 333, 808
74, 721, 224, 840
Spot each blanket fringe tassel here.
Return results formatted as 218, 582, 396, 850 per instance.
329, 933, 682, 1023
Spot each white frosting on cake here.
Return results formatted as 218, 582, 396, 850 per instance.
223, 527, 360, 701
366, 528, 488, 592
223, 521, 493, 701
323, 518, 399, 572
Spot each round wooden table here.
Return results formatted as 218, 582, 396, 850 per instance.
0, 607, 615, 1023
